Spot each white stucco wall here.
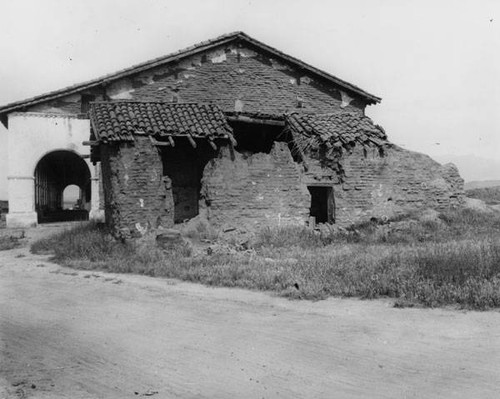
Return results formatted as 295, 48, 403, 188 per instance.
0, 124, 9, 200
6, 112, 100, 227
8, 113, 90, 176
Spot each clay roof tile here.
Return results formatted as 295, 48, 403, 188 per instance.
89, 101, 234, 142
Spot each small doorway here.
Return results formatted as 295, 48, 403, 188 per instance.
307, 186, 335, 224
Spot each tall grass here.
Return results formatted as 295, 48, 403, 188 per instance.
31, 209, 500, 310
466, 186, 500, 205
0, 234, 23, 251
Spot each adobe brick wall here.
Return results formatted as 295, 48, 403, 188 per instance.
100, 137, 173, 238
27, 45, 367, 118
201, 142, 310, 229
316, 145, 465, 225
107, 44, 367, 115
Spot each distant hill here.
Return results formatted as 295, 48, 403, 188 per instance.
464, 180, 500, 190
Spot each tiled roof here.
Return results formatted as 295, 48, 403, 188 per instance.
0, 31, 380, 122
89, 101, 234, 142
286, 112, 387, 151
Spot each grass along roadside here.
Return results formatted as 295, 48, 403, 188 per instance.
31, 209, 500, 310
0, 231, 25, 251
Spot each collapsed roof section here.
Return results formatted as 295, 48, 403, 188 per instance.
89, 101, 234, 143
285, 112, 388, 156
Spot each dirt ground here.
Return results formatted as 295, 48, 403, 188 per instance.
1, 225, 500, 398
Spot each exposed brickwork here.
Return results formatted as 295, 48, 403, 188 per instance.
113, 44, 366, 115
100, 137, 172, 238
322, 145, 465, 225
16, 35, 465, 232
26, 44, 367, 118
201, 142, 310, 229
27, 92, 106, 115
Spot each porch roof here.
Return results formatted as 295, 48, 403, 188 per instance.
89, 101, 234, 143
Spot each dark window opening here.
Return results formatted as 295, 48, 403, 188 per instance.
81, 94, 96, 114
162, 140, 217, 224
230, 121, 287, 154
308, 186, 335, 224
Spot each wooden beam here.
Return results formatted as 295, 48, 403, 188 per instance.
208, 139, 217, 151
187, 134, 197, 148
82, 140, 99, 146
167, 136, 175, 147
226, 134, 238, 147
149, 136, 171, 147
227, 115, 285, 126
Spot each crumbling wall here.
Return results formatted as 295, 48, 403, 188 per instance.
27, 91, 106, 115
108, 44, 366, 115
201, 142, 310, 229
304, 145, 465, 225
100, 137, 172, 238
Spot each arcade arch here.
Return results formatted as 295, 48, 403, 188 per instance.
34, 150, 91, 223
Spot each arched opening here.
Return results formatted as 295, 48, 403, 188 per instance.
34, 151, 91, 223
62, 184, 81, 209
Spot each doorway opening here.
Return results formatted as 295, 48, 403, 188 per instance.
161, 140, 217, 224
34, 151, 91, 223
62, 185, 81, 209
307, 186, 335, 224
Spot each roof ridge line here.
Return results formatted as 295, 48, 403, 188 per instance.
0, 30, 380, 118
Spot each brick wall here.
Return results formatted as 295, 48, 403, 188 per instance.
100, 136, 465, 235
201, 142, 310, 229
108, 43, 367, 115
304, 145, 465, 225
28, 41, 464, 231
100, 137, 173, 238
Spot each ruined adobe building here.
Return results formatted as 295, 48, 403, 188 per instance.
0, 32, 464, 233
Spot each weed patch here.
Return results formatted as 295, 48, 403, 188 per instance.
0, 232, 24, 251
30, 209, 500, 310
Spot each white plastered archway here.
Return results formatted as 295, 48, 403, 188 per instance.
6, 112, 102, 227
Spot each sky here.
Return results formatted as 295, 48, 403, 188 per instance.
0, 0, 498, 198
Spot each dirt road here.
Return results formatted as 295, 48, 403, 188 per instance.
1, 227, 499, 398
